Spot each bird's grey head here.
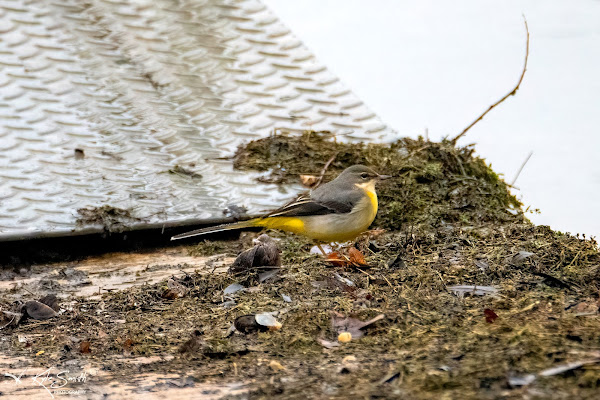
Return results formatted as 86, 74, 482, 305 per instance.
336, 165, 390, 184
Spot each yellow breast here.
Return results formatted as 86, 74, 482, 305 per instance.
364, 189, 378, 217
355, 181, 378, 220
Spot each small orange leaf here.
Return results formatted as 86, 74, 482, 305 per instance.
326, 252, 348, 267
348, 248, 366, 265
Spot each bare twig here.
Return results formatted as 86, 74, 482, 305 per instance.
510, 151, 533, 186
451, 16, 530, 144
0, 314, 17, 330
314, 152, 338, 188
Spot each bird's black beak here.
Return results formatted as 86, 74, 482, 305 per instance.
377, 174, 392, 180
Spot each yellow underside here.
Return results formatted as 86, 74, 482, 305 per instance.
251, 186, 379, 242
253, 216, 306, 234
365, 190, 378, 215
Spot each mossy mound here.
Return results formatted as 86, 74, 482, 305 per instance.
233, 131, 523, 231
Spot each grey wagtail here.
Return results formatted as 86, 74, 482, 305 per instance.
171, 165, 390, 243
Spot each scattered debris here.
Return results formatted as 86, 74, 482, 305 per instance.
74, 148, 85, 160
39, 294, 60, 312
223, 204, 249, 220
331, 312, 384, 340
76, 205, 142, 233
229, 234, 281, 275
162, 278, 188, 299
22, 300, 58, 320
268, 360, 286, 372
447, 285, 500, 298
509, 359, 600, 387
338, 355, 359, 373
511, 251, 535, 265
312, 273, 356, 294
531, 271, 575, 290
168, 165, 203, 179
257, 268, 280, 283
300, 174, 319, 188
257, 167, 285, 184
0, 311, 23, 329
317, 338, 340, 349
539, 359, 600, 377
223, 283, 245, 295
326, 252, 347, 268
234, 313, 282, 334
475, 259, 489, 272
508, 374, 536, 387
348, 248, 367, 266
101, 150, 124, 161
179, 330, 203, 354
281, 294, 292, 303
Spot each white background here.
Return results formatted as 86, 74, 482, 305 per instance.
264, 0, 600, 238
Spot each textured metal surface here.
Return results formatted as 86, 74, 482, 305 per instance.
0, 0, 396, 241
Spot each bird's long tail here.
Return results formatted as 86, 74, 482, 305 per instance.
170, 219, 259, 241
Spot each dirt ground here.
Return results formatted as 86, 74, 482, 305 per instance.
1, 133, 599, 399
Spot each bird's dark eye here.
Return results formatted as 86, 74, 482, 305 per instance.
360, 173, 369, 179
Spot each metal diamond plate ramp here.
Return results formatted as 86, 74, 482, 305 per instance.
0, 0, 396, 242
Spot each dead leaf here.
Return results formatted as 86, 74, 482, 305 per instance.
312, 273, 356, 294
79, 341, 91, 353
162, 278, 188, 299
269, 360, 286, 371
317, 338, 340, 349
300, 174, 319, 188
326, 248, 369, 268
123, 338, 134, 351
511, 251, 534, 265
331, 312, 385, 339
326, 252, 347, 268
348, 248, 366, 265
179, 330, 203, 354
484, 309, 498, 323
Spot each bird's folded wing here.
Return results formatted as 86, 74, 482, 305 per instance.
265, 193, 353, 217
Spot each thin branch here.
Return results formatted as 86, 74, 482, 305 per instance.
314, 152, 338, 188
451, 16, 530, 144
510, 150, 533, 187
